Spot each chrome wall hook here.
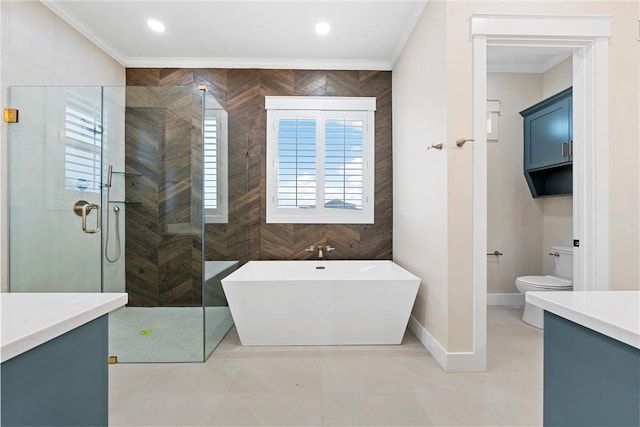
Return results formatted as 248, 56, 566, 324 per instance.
456, 138, 474, 147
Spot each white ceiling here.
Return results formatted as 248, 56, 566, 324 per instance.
42, 0, 428, 70
42, 1, 571, 72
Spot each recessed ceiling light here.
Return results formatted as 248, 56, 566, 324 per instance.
315, 22, 331, 36
147, 19, 165, 33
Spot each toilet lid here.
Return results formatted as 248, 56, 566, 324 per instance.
516, 275, 572, 289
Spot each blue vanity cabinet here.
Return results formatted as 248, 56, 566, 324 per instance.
1, 315, 109, 427
1, 293, 126, 427
543, 311, 640, 427
520, 87, 573, 197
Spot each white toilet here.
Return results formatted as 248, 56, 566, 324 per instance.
515, 246, 573, 328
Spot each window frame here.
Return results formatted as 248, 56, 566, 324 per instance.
265, 96, 376, 224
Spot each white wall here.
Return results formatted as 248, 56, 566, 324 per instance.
451, 0, 640, 297
444, 1, 474, 352
394, 0, 640, 367
0, 1, 125, 292
393, 0, 450, 348
486, 73, 544, 294
543, 57, 573, 97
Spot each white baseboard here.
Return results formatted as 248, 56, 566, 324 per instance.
408, 315, 485, 372
408, 315, 448, 369
487, 292, 524, 306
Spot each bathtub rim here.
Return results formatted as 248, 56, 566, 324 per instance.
221, 259, 420, 284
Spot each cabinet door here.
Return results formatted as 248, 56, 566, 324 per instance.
524, 96, 572, 170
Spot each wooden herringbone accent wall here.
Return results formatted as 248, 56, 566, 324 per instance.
124, 86, 204, 306
125, 68, 392, 306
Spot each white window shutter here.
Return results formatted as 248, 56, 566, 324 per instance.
265, 97, 375, 224
64, 90, 103, 193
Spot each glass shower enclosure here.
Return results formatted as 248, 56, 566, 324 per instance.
7, 85, 234, 362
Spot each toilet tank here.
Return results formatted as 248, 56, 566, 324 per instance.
551, 246, 573, 279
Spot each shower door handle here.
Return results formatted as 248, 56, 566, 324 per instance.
73, 200, 101, 234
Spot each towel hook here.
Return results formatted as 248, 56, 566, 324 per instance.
456, 138, 474, 147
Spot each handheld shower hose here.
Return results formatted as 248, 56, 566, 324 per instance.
105, 165, 122, 263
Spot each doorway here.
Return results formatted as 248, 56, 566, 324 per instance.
469, 14, 611, 371
486, 54, 575, 306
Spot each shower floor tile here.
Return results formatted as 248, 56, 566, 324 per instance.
108, 306, 233, 363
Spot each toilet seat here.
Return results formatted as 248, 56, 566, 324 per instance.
515, 275, 572, 290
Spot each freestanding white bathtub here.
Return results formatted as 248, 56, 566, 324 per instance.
221, 260, 420, 346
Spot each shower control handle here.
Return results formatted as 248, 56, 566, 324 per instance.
73, 200, 101, 234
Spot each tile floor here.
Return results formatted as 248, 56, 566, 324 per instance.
109, 306, 543, 426
109, 307, 234, 362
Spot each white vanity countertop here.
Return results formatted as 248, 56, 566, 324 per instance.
1, 293, 127, 363
526, 291, 640, 349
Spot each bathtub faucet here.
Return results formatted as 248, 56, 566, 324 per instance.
317, 245, 335, 259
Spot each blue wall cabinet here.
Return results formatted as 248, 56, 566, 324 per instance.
520, 87, 573, 197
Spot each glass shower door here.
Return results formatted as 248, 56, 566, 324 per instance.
8, 87, 104, 293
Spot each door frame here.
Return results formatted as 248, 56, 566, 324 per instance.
470, 14, 611, 371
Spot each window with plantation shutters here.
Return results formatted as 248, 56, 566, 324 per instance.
204, 116, 218, 209
64, 90, 103, 193
276, 117, 317, 209
324, 117, 365, 210
265, 96, 375, 224
204, 108, 228, 223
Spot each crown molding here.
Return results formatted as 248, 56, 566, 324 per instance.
389, 1, 428, 69
41, 0, 127, 66
124, 57, 392, 71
